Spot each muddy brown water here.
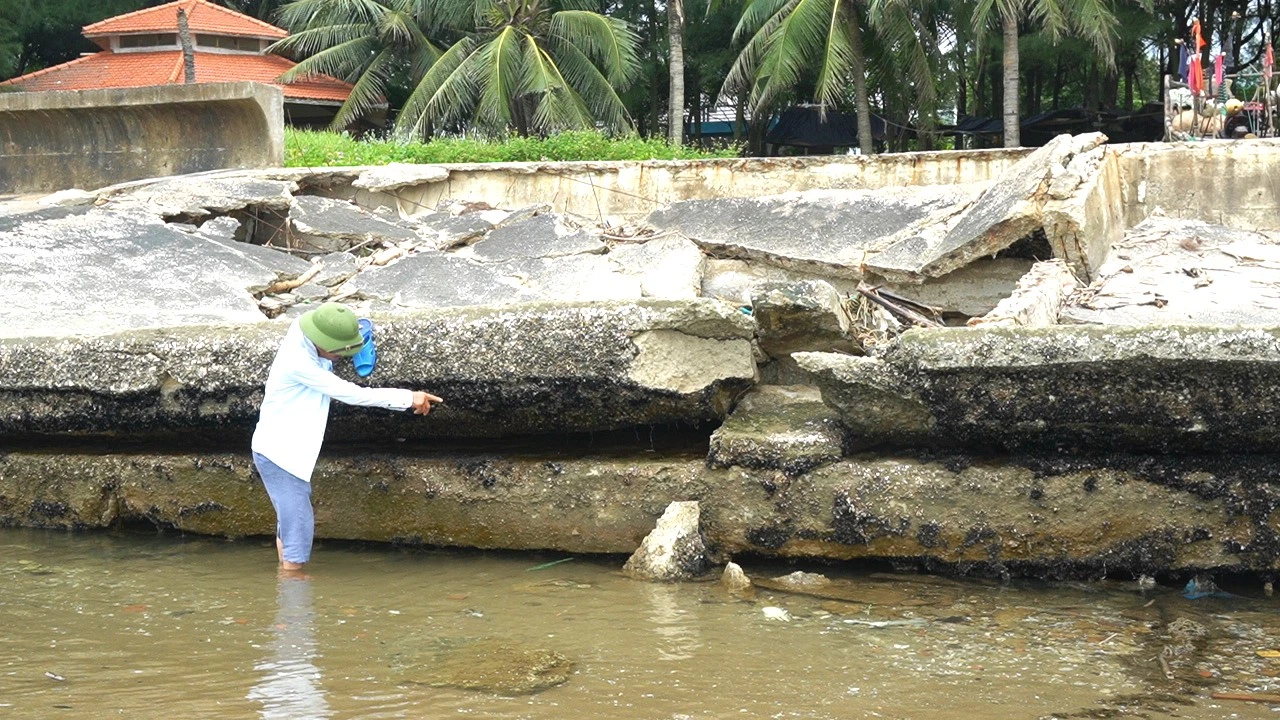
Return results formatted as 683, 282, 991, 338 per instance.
1, 528, 1278, 719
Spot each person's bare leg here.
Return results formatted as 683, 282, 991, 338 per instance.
276, 537, 305, 570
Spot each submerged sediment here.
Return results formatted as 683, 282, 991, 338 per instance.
3, 449, 1277, 578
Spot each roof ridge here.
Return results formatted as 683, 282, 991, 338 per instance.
83, 0, 287, 38
194, 0, 287, 35
83, 0, 185, 34
165, 53, 185, 84
0, 51, 107, 86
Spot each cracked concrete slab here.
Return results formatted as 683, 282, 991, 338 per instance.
867, 133, 1108, 283
1062, 217, 1280, 325
467, 214, 606, 262
104, 174, 297, 219
407, 211, 494, 250
608, 235, 705, 299
646, 186, 974, 279
352, 163, 450, 192
348, 253, 639, 307
289, 194, 420, 252
0, 205, 289, 338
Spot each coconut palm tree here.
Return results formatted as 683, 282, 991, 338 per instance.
969, 0, 1118, 146
669, 0, 685, 145
721, 0, 937, 155
270, 0, 450, 132
271, 0, 641, 137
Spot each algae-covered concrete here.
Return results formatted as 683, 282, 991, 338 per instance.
0, 300, 755, 440
1, 450, 1275, 577
800, 324, 1280, 453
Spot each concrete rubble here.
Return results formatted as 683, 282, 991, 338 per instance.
621, 500, 709, 581
707, 385, 845, 474
7, 135, 1280, 579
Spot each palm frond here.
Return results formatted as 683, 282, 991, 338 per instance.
868, 0, 937, 108
548, 10, 641, 88
524, 36, 594, 132
722, 0, 800, 96
750, 0, 834, 112
812, 0, 856, 109
474, 26, 524, 129
732, 0, 795, 44
328, 47, 395, 129
394, 36, 481, 138
276, 0, 388, 30
266, 23, 369, 58
275, 35, 380, 83
552, 39, 634, 132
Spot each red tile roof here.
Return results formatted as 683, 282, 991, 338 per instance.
0, 51, 354, 103
83, 0, 287, 40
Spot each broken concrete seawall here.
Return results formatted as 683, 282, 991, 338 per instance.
6, 134, 1280, 579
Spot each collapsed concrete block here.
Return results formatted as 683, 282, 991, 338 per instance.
646, 187, 970, 279
720, 562, 753, 591
622, 501, 709, 581
311, 251, 364, 287
750, 280, 855, 358
867, 133, 1108, 283
793, 353, 935, 448
289, 194, 419, 252
468, 214, 606, 261
708, 385, 845, 474
407, 211, 493, 251
803, 325, 1280, 454
968, 259, 1080, 327
608, 235, 705, 299
105, 174, 296, 219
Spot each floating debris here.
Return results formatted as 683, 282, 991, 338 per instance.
841, 618, 928, 629
761, 607, 792, 622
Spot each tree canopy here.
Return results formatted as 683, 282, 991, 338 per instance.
2, 0, 1274, 152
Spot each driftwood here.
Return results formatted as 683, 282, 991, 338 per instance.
262, 265, 321, 295
1211, 692, 1280, 704
855, 282, 944, 329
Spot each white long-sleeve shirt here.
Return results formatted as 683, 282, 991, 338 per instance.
251, 320, 414, 481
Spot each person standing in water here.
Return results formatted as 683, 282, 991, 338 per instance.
252, 302, 441, 571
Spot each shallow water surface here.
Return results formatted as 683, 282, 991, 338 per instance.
1, 528, 1278, 719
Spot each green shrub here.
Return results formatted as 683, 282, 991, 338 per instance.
284, 128, 740, 167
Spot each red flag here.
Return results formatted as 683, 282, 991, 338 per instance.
1267, 40, 1274, 75
1189, 55, 1203, 94
1192, 19, 1205, 51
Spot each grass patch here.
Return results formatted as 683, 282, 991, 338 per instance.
284, 128, 740, 167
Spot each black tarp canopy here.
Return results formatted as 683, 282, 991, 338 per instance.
764, 106, 893, 148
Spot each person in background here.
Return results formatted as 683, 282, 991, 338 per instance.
252, 302, 440, 572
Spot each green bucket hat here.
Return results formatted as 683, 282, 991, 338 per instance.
299, 302, 365, 357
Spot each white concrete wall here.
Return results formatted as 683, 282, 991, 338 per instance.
336, 148, 1030, 222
